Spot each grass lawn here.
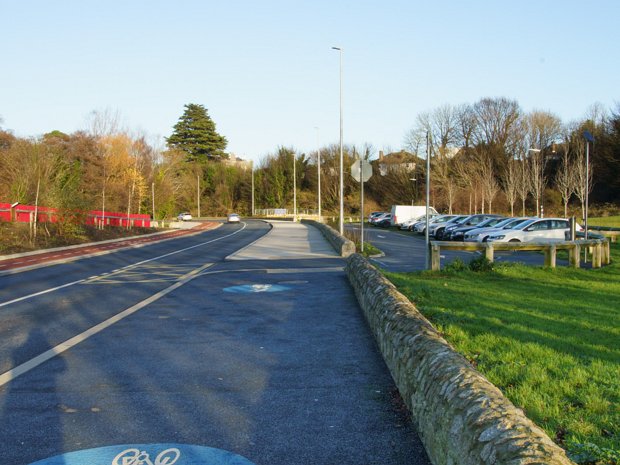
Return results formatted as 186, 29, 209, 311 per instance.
385, 244, 620, 464
589, 216, 620, 228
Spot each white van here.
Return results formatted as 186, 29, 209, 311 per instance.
390, 205, 438, 226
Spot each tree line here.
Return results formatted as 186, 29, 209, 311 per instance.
1, 98, 618, 231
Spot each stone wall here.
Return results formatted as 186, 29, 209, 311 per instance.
345, 253, 574, 465
301, 219, 355, 257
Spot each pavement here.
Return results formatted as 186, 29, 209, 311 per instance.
228, 220, 339, 260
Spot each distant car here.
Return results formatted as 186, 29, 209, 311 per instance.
448, 216, 505, 241
430, 215, 467, 239
487, 218, 574, 243
177, 212, 192, 221
368, 211, 384, 223
227, 213, 241, 223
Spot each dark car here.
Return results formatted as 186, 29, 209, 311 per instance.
443, 214, 504, 241
449, 215, 506, 241
433, 215, 469, 240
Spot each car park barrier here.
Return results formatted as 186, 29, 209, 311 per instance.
429, 239, 610, 271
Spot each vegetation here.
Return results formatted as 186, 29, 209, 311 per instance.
166, 103, 228, 162
0, 221, 156, 256
590, 216, 620, 228
385, 244, 620, 464
1, 98, 619, 241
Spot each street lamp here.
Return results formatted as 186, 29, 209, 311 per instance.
315, 127, 322, 220
583, 130, 595, 239
332, 46, 344, 235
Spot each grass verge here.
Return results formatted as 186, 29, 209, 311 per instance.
385, 245, 620, 465
0, 222, 159, 256
590, 216, 620, 228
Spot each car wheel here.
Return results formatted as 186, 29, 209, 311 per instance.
509, 238, 521, 242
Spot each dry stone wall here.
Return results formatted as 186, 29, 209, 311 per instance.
345, 253, 575, 465
301, 219, 355, 257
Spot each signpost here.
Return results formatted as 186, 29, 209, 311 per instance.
351, 158, 373, 252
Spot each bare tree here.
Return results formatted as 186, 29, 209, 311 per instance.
572, 137, 593, 222
528, 148, 546, 216
502, 156, 520, 216
555, 143, 577, 218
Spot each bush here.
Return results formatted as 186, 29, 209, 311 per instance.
468, 255, 494, 272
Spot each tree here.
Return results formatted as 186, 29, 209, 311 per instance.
166, 104, 228, 162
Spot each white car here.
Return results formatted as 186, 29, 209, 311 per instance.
463, 217, 534, 242
227, 213, 241, 223
487, 218, 573, 243
177, 212, 193, 221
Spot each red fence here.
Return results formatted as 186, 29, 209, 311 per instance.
0, 203, 151, 228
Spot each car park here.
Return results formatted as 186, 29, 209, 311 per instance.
227, 213, 241, 223
177, 212, 193, 221
463, 217, 534, 242
487, 218, 574, 243
441, 214, 503, 240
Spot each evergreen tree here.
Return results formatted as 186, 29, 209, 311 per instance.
166, 103, 228, 162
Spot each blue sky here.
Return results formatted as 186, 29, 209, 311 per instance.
1, 0, 618, 162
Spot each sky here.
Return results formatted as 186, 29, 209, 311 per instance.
1, 0, 618, 163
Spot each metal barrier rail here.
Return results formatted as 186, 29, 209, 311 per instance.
430, 239, 611, 271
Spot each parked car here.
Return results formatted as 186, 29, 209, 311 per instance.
487, 218, 574, 243
441, 214, 503, 241
447, 216, 506, 241
368, 211, 385, 223
399, 214, 427, 230
227, 213, 241, 223
413, 214, 448, 234
463, 217, 534, 242
431, 215, 468, 239
375, 214, 393, 227
177, 212, 193, 221
371, 213, 392, 226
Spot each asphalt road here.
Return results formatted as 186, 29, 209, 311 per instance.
0, 220, 430, 465
357, 224, 572, 272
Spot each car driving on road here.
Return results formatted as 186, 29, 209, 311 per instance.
177, 212, 193, 221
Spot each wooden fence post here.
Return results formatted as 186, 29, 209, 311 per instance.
544, 245, 557, 268
485, 244, 494, 262
431, 244, 441, 271
569, 244, 580, 268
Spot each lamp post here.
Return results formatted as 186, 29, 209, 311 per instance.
583, 131, 595, 240
293, 152, 297, 222
251, 160, 255, 216
315, 127, 322, 221
425, 131, 431, 270
332, 46, 344, 235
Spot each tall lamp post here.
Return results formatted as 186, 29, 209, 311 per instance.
425, 131, 431, 270
332, 46, 344, 235
315, 127, 322, 220
583, 131, 594, 239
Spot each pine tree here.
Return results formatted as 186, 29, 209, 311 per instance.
166, 104, 228, 162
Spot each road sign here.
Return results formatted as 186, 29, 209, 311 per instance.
350, 159, 372, 183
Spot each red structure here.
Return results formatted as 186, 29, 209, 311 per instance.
0, 203, 151, 228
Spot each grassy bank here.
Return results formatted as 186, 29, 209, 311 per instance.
385, 245, 620, 464
0, 222, 158, 256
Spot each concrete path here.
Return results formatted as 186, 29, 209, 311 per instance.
228, 220, 339, 260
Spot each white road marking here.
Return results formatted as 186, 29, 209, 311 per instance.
0, 262, 214, 387
0, 223, 248, 309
